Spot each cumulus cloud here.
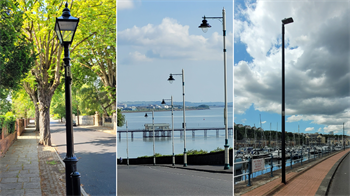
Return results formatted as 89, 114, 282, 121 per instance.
305, 127, 314, 132
118, 17, 233, 63
234, 1, 350, 130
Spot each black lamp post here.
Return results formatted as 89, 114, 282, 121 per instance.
281, 17, 293, 184
55, 3, 81, 195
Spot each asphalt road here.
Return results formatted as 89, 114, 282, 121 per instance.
117, 165, 233, 196
328, 151, 350, 196
50, 121, 116, 196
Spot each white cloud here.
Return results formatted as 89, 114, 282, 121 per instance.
234, 1, 350, 129
129, 51, 152, 62
118, 18, 233, 63
241, 118, 247, 123
118, 0, 134, 10
262, 121, 266, 124
305, 127, 314, 132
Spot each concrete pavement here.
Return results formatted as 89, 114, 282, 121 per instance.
0, 124, 42, 196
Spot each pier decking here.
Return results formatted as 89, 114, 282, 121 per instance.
117, 127, 233, 139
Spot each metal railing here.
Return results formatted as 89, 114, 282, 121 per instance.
234, 146, 349, 186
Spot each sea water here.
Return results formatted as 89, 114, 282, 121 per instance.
117, 107, 233, 158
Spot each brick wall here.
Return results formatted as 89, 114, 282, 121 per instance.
0, 125, 17, 157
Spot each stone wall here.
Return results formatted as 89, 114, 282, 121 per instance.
119, 149, 233, 165
76, 115, 95, 125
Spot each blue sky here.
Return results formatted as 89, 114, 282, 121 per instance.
117, 0, 233, 103
233, 0, 350, 136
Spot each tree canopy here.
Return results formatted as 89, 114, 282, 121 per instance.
0, 0, 36, 91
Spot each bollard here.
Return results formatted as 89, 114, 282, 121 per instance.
71, 171, 81, 196
270, 154, 274, 177
321, 149, 323, 158
247, 158, 251, 187
308, 149, 310, 163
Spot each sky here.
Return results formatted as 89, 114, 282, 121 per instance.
234, 0, 350, 135
117, 0, 233, 103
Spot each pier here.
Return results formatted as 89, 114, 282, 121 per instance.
117, 127, 233, 139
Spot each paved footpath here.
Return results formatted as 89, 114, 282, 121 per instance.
240, 148, 350, 196
0, 125, 42, 196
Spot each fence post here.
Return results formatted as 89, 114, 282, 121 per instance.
314, 147, 316, 160
270, 154, 273, 177
247, 157, 251, 187
290, 151, 293, 169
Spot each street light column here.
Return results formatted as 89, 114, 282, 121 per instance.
171, 96, 175, 166
182, 69, 187, 167
167, 70, 186, 167
222, 7, 230, 170
63, 42, 81, 196
281, 17, 293, 184
152, 110, 156, 165
126, 121, 129, 165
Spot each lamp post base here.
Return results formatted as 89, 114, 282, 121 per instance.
63, 156, 79, 195
224, 164, 230, 170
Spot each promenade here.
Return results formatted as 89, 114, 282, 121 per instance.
235, 148, 350, 196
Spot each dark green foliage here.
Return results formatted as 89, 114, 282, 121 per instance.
187, 149, 208, 155
0, 89, 11, 115
0, 113, 16, 134
197, 105, 210, 109
117, 109, 125, 127
210, 147, 224, 153
0, 0, 36, 90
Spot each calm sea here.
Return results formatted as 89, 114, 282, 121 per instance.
117, 107, 233, 158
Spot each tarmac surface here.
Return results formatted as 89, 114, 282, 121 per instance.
158, 164, 233, 174
117, 164, 233, 195
235, 148, 350, 196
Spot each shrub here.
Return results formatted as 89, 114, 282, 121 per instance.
0, 115, 5, 134
210, 147, 224, 153
4, 112, 16, 134
187, 149, 208, 155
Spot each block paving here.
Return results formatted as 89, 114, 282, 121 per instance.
237, 148, 350, 196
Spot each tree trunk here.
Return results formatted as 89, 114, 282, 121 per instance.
23, 82, 40, 132
35, 104, 40, 132
38, 95, 52, 146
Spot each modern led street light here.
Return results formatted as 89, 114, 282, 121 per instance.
281, 16, 293, 184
